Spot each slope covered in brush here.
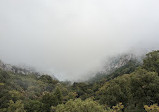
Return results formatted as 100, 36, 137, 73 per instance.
0, 50, 159, 112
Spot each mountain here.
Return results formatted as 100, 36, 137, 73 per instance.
0, 60, 34, 74
0, 60, 57, 79
89, 53, 141, 82
0, 50, 159, 112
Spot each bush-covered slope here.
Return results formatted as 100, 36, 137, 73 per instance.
0, 50, 159, 112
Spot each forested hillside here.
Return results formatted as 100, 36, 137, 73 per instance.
1, 50, 159, 112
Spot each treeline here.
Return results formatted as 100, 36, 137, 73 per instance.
0, 50, 159, 112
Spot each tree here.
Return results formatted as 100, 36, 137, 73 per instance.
98, 74, 131, 107
9, 90, 24, 102
39, 75, 58, 84
54, 87, 63, 104
24, 100, 43, 112
112, 103, 124, 112
54, 98, 109, 112
143, 50, 159, 75
0, 70, 10, 83
67, 92, 78, 100
0, 83, 4, 86
7, 100, 26, 112
144, 104, 159, 112
130, 69, 159, 106
41, 92, 58, 112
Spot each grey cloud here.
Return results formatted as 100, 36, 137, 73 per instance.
0, 0, 159, 81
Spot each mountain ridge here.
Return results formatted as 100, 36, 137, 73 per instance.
0, 60, 57, 79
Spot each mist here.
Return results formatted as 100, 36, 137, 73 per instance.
0, 0, 159, 81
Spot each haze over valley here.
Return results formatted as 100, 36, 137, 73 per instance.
1, 0, 159, 81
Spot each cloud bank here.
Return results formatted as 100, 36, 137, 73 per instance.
0, 0, 159, 81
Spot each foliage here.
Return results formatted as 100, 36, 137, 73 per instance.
143, 50, 159, 75
0, 50, 159, 112
24, 100, 43, 112
144, 104, 159, 112
54, 87, 63, 104
112, 103, 124, 112
7, 100, 26, 112
90, 59, 140, 83
0, 83, 4, 86
54, 98, 108, 112
98, 74, 131, 106
39, 75, 58, 84
41, 92, 58, 112
130, 69, 159, 106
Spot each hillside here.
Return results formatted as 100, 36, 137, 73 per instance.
89, 54, 141, 83
0, 60, 57, 79
0, 50, 159, 112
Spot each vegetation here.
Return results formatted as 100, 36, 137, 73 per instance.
144, 104, 159, 112
0, 50, 159, 112
54, 98, 108, 112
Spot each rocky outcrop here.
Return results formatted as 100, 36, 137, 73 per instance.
103, 53, 139, 73
0, 60, 57, 80
0, 60, 40, 75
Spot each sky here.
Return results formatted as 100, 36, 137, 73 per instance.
0, 0, 159, 81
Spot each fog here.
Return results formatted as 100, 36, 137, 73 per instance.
0, 0, 159, 81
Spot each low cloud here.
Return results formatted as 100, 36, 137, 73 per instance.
0, 0, 159, 81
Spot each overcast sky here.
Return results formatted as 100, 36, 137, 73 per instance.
0, 0, 159, 81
